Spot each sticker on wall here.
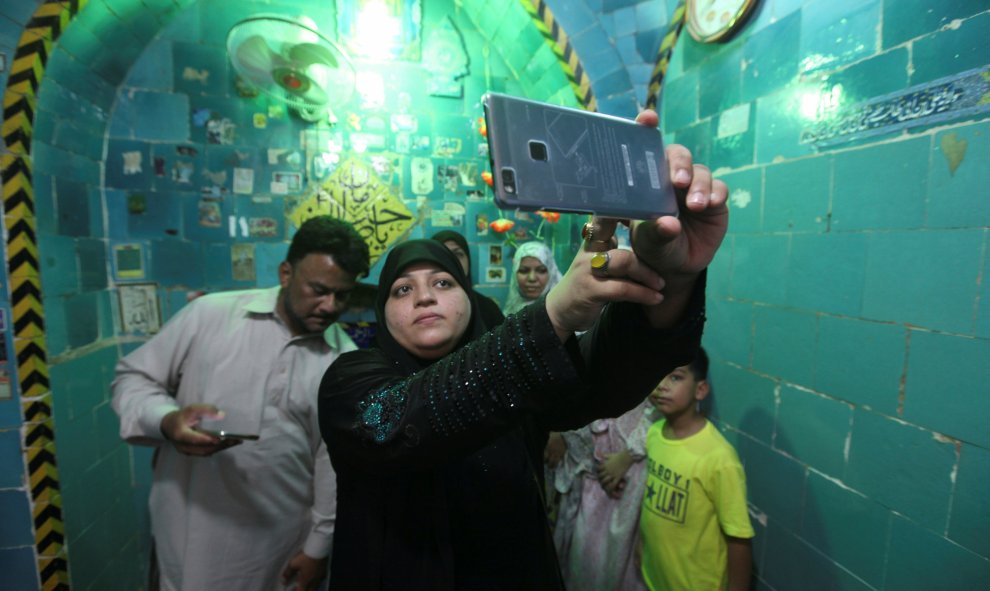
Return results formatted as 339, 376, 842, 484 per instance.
249, 218, 279, 237
433, 137, 462, 158
202, 169, 227, 186
437, 165, 459, 193
206, 117, 236, 145
182, 67, 210, 84
172, 161, 194, 184
119, 283, 161, 334
457, 163, 478, 186
198, 199, 222, 228
488, 244, 504, 267
475, 212, 489, 237
234, 75, 259, 98
231, 243, 256, 281
154, 157, 166, 177
271, 181, 288, 195
288, 157, 415, 266
114, 245, 145, 281
391, 114, 418, 134
410, 157, 434, 195
253, 113, 268, 129
122, 151, 143, 175
430, 202, 465, 228
485, 266, 507, 284
192, 108, 212, 127
350, 133, 387, 152
233, 167, 254, 194
370, 154, 401, 186
0, 336, 9, 400
273, 171, 302, 192
312, 152, 339, 179
394, 133, 411, 154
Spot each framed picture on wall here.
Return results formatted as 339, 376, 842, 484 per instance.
119, 283, 161, 334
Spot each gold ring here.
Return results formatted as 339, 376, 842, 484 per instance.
590, 251, 610, 277
581, 222, 596, 242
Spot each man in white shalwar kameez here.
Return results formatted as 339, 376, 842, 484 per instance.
112, 217, 370, 591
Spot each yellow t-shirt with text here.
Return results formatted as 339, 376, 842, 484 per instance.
639, 419, 754, 591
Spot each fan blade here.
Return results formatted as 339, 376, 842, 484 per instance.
298, 82, 328, 105
287, 42, 339, 69
235, 35, 279, 77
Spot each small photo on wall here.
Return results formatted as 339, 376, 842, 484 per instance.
231, 243, 256, 282
119, 283, 161, 334
488, 245, 503, 266
485, 267, 507, 283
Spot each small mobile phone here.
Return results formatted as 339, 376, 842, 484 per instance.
482, 92, 678, 219
196, 415, 260, 441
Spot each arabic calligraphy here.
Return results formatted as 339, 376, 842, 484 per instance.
802, 65, 990, 146
289, 157, 414, 265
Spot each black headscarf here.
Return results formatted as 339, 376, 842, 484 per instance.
374, 239, 488, 375
430, 230, 470, 272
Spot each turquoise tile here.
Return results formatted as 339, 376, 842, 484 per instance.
78, 238, 108, 291
911, 12, 990, 86
634, 28, 662, 64
786, 233, 866, 317
106, 187, 183, 239
44, 293, 70, 357
616, 34, 638, 66
54, 178, 91, 238
105, 139, 154, 190
65, 291, 101, 349
754, 83, 818, 163
862, 230, 982, 333
846, 409, 955, 531
980, 245, 990, 339
711, 104, 755, 171
172, 41, 230, 97
38, 232, 81, 297
738, 441, 805, 532
799, 0, 879, 75
124, 40, 173, 90
883, 0, 989, 48
753, 306, 816, 387
594, 68, 634, 101
552, 0, 598, 34
158, 0, 202, 43
183, 196, 232, 244
815, 316, 904, 414
661, 68, 697, 129
703, 297, 752, 367
824, 47, 910, 108
706, 364, 775, 443
0, 429, 24, 489
716, 165, 762, 234
44, 46, 117, 110
885, 515, 990, 589
0, 547, 38, 591
613, 5, 637, 36
949, 443, 990, 557
113, 90, 191, 142
905, 330, 990, 448
801, 472, 890, 588
762, 521, 875, 591
150, 238, 205, 286
832, 137, 930, 231
763, 155, 830, 232
732, 234, 790, 304
741, 11, 800, 104
929, 121, 990, 228
706, 240, 733, 298
698, 45, 743, 119
203, 243, 234, 289
776, 385, 852, 477
669, 117, 712, 169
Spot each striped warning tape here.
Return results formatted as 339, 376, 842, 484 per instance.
645, 0, 688, 111
519, 0, 597, 111
2, 2, 84, 589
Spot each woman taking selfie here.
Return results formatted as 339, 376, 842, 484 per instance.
318, 113, 728, 591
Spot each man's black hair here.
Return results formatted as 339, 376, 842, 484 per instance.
286, 216, 370, 278
688, 347, 709, 382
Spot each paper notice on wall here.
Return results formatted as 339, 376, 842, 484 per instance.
120, 283, 161, 334
233, 167, 254, 194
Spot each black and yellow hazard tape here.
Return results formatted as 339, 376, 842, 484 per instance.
2, 2, 84, 589
645, 0, 687, 111
519, 0, 597, 111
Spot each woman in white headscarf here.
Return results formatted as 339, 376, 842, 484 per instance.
504, 241, 564, 315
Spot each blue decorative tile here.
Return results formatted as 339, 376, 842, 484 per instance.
0, 547, 38, 591
150, 239, 205, 286
799, 0, 880, 75
0, 429, 25, 489
105, 140, 154, 190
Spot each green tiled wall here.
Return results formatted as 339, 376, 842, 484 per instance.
680, 0, 990, 587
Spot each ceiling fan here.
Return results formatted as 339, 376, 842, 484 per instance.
226, 15, 356, 123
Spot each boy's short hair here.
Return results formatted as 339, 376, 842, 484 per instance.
286, 216, 370, 278
687, 347, 709, 381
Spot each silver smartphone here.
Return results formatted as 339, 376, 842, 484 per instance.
482, 92, 678, 219
196, 415, 260, 441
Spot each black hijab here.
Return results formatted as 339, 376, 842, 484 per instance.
374, 239, 488, 375
430, 230, 470, 271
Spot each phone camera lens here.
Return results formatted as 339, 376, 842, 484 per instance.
528, 141, 548, 161
501, 168, 516, 194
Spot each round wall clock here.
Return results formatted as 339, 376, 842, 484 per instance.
686, 0, 760, 43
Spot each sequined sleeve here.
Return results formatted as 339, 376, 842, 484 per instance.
318, 298, 581, 473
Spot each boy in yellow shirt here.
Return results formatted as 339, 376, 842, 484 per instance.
639, 348, 754, 590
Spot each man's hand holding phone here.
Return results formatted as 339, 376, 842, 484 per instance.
160, 404, 243, 456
